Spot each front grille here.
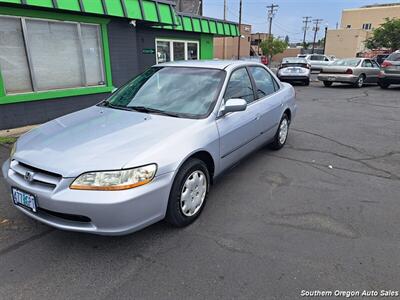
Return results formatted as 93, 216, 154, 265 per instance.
10, 160, 62, 190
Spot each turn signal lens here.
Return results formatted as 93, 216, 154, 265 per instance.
70, 164, 157, 191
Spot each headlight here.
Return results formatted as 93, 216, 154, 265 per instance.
70, 164, 157, 191
10, 143, 16, 159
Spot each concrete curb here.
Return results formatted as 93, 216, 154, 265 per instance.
0, 124, 39, 138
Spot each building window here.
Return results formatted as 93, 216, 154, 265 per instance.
0, 15, 105, 95
346, 25, 351, 28
156, 39, 199, 64
362, 23, 372, 30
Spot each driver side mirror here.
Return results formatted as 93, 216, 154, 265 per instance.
220, 98, 247, 116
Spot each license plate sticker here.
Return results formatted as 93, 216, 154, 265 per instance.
12, 188, 37, 212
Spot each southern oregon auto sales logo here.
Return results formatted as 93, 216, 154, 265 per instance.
301, 290, 399, 298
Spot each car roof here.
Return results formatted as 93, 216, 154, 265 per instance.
154, 60, 263, 70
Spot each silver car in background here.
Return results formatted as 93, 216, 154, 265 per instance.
2, 60, 296, 236
318, 58, 381, 88
277, 57, 311, 85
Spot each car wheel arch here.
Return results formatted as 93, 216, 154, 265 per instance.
283, 108, 292, 124
173, 150, 216, 186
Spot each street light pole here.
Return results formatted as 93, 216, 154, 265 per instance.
237, 0, 243, 60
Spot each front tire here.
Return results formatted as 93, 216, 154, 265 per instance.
166, 158, 210, 227
304, 79, 310, 86
323, 81, 333, 87
269, 114, 290, 150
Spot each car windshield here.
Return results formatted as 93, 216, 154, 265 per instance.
331, 59, 361, 67
104, 67, 226, 118
282, 57, 307, 64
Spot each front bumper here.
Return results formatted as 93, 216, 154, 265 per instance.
2, 159, 174, 235
318, 74, 358, 84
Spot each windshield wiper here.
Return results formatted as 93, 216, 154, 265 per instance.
129, 106, 182, 118
99, 101, 136, 112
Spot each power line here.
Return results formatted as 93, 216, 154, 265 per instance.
302, 16, 312, 47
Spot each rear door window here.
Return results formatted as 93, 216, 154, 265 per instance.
310, 55, 324, 61
362, 60, 373, 68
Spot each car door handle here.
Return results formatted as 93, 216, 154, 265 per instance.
255, 114, 261, 121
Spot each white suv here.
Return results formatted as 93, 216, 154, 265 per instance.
297, 54, 334, 71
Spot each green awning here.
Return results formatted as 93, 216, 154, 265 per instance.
158, 13, 239, 37
0, 0, 239, 36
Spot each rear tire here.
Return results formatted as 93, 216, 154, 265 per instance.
323, 81, 333, 87
166, 158, 210, 227
269, 114, 290, 151
353, 75, 365, 88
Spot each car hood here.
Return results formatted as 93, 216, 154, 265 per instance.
14, 106, 197, 177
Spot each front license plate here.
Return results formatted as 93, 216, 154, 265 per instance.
12, 188, 37, 212
328, 76, 336, 81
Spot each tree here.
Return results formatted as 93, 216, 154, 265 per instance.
284, 35, 290, 44
365, 18, 400, 51
260, 37, 288, 58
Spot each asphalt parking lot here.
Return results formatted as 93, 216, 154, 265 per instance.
0, 82, 399, 300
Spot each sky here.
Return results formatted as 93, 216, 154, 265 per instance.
203, 0, 398, 43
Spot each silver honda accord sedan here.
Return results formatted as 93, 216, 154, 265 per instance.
2, 60, 296, 235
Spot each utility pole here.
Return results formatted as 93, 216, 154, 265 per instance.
267, 3, 279, 65
312, 18, 323, 54
222, 0, 227, 59
323, 24, 328, 54
237, 0, 243, 60
302, 16, 312, 49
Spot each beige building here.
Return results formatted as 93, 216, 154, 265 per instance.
325, 3, 400, 58
214, 24, 251, 59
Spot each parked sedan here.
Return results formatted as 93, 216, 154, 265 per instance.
318, 58, 381, 88
2, 61, 296, 236
378, 50, 400, 89
277, 57, 311, 85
